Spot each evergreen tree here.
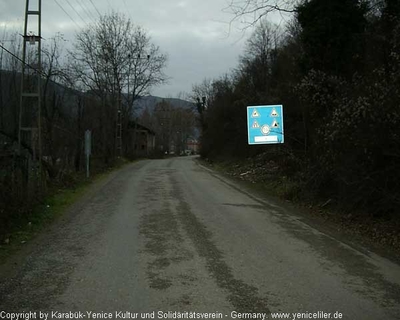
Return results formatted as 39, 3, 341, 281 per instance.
296, 0, 367, 78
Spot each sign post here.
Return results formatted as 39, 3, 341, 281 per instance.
247, 105, 284, 145
85, 130, 91, 178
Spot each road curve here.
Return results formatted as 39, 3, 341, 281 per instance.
0, 157, 399, 319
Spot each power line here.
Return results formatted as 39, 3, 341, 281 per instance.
88, 0, 101, 18
76, 0, 97, 23
0, 43, 46, 77
65, 0, 88, 26
0, 43, 104, 107
74, 0, 92, 23
53, 0, 82, 30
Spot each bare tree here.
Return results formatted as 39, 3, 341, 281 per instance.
0, 31, 23, 140
234, 20, 282, 102
41, 34, 70, 169
72, 11, 167, 110
123, 28, 168, 114
71, 11, 167, 160
245, 20, 281, 60
224, 0, 298, 28
191, 79, 213, 132
148, 99, 196, 154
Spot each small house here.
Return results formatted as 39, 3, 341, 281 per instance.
127, 121, 156, 158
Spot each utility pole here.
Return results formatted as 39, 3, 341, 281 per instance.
118, 54, 150, 158
116, 92, 122, 157
18, 0, 43, 194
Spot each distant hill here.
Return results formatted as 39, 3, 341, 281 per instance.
0, 70, 194, 117
131, 95, 200, 139
132, 95, 195, 116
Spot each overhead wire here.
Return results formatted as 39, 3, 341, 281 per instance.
0, 0, 112, 133
53, 0, 82, 30
74, 0, 92, 23
0, 43, 46, 77
65, 0, 89, 27
76, 0, 97, 23
88, 0, 102, 18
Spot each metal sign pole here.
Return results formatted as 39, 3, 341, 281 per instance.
85, 130, 91, 178
86, 154, 90, 178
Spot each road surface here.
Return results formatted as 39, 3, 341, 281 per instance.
1, 157, 399, 319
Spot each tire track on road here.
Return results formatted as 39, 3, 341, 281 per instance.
170, 174, 271, 314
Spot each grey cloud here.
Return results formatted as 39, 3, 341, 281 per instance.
0, 0, 250, 98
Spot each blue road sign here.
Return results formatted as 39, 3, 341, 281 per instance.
247, 105, 284, 145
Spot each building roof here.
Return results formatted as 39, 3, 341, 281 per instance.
128, 121, 156, 135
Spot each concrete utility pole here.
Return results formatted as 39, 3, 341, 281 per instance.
116, 95, 122, 157
18, 0, 43, 191
118, 54, 150, 158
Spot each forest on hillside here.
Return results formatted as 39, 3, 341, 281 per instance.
193, 0, 400, 217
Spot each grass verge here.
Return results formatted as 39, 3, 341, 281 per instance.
0, 157, 131, 264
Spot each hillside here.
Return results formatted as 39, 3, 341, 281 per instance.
132, 95, 195, 116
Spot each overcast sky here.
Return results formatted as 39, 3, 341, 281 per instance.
0, 0, 286, 98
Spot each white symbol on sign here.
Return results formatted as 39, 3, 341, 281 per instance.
271, 120, 279, 128
252, 109, 260, 118
261, 125, 270, 135
271, 109, 279, 117
252, 121, 260, 128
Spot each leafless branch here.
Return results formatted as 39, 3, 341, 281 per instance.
223, 0, 298, 30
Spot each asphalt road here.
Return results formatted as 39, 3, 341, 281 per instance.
1, 157, 400, 319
